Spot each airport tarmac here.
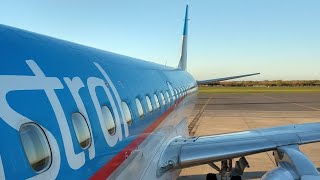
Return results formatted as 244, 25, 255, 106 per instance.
179, 93, 320, 180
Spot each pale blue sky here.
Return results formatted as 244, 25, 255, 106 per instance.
0, 1, 319, 80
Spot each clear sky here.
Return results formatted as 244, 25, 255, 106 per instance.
0, 1, 319, 80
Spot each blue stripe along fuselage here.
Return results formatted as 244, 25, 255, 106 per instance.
0, 25, 197, 179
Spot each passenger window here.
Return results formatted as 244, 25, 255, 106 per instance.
135, 98, 145, 118
20, 123, 51, 173
160, 92, 166, 105
122, 102, 132, 126
72, 113, 92, 149
166, 91, 171, 103
175, 89, 180, 100
101, 106, 116, 135
167, 82, 175, 100
154, 94, 160, 109
172, 90, 176, 101
146, 96, 153, 112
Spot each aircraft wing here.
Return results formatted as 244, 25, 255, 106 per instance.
197, 73, 260, 85
158, 122, 320, 178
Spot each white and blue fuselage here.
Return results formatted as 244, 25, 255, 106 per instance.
0, 25, 198, 179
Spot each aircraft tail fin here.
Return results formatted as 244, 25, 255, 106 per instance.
178, 5, 189, 71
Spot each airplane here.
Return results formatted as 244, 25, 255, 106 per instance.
0, 4, 320, 180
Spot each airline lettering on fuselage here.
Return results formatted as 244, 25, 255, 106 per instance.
0, 156, 5, 180
64, 77, 96, 160
0, 60, 129, 178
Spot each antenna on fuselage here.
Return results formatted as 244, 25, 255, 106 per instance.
177, 5, 189, 71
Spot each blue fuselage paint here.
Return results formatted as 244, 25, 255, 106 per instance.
0, 25, 197, 179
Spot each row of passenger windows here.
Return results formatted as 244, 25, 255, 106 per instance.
19, 82, 191, 173
121, 84, 189, 127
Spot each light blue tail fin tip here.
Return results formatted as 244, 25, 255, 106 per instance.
178, 4, 189, 71
183, 5, 189, 36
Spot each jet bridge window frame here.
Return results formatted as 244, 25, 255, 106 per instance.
19, 122, 52, 174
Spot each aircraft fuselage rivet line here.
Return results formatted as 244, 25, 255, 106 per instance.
188, 96, 212, 136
